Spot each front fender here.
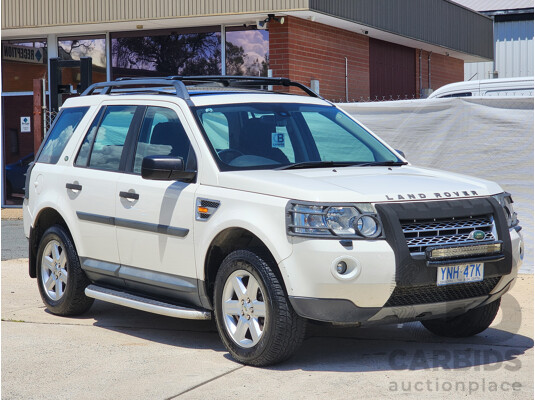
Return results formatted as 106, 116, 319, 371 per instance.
193, 186, 293, 282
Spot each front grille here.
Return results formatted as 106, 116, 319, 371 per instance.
401, 215, 495, 254
385, 277, 501, 307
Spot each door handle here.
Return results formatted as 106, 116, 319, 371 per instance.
119, 191, 139, 200
66, 183, 82, 191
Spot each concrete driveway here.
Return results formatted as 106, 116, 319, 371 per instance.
1, 256, 533, 400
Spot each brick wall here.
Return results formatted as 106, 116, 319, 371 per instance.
269, 16, 369, 101
415, 50, 464, 96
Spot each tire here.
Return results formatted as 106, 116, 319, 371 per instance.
36, 225, 94, 316
214, 249, 306, 366
421, 298, 501, 338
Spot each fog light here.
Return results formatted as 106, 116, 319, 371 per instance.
336, 261, 348, 274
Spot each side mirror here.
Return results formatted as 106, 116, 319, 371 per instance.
395, 149, 406, 159
141, 155, 196, 182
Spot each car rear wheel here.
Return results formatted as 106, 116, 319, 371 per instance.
37, 225, 94, 316
214, 249, 306, 366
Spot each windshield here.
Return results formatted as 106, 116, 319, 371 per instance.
194, 103, 402, 171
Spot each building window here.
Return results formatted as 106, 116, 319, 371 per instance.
1, 39, 47, 92
111, 27, 221, 79
58, 36, 107, 88
225, 28, 269, 76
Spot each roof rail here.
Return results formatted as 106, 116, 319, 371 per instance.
81, 76, 322, 99
81, 78, 191, 101
169, 76, 322, 98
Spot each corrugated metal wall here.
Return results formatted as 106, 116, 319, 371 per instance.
309, 0, 494, 60
495, 19, 534, 78
1, 0, 309, 28
464, 61, 493, 80
464, 19, 534, 80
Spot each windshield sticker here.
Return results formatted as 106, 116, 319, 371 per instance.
272, 132, 285, 148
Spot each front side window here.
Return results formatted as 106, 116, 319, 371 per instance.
194, 103, 400, 171
133, 107, 192, 174
76, 105, 136, 171
37, 107, 89, 164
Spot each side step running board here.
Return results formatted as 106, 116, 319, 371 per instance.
85, 285, 211, 320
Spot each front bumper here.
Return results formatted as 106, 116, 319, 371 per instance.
280, 197, 523, 324
289, 276, 514, 325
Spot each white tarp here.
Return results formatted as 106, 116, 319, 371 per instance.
339, 97, 534, 273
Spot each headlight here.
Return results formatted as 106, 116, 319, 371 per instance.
287, 202, 383, 239
492, 192, 518, 228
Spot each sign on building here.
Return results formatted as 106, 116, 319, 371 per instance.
2, 44, 45, 64
20, 116, 31, 133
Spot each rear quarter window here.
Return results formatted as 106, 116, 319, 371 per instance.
37, 107, 90, 164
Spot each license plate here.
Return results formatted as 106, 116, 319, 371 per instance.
437, 263, 484, 286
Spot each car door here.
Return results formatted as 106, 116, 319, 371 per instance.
115, 103, 200, 304
67, 104, 142, 284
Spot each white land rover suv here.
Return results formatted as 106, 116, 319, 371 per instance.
23, 76, 523, 366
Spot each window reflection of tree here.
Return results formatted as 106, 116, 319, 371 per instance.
60, 40, 94, 57
225, 42, 268, 76
58, 39, 107, 67
113, 33, 222, 75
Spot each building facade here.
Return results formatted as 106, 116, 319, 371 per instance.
1, 0, 493, 206
455, 0, 534, 80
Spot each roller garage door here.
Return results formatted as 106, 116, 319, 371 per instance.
369, 38, 416, 100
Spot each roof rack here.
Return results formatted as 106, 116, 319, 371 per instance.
81, 78, 191, 100
81, 75, 322, 100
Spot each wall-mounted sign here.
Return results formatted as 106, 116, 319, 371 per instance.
3, 44, 45, 64
20, 116, 31, 133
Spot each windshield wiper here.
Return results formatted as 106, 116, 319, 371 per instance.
352, 161, 407, 167
277, 160, 407, 170
276, 161, 355, 170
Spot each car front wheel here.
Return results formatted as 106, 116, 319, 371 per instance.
214, 249, 306, 366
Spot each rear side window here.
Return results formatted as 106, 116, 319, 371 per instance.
75, 105, 137, 171
37, 107, 89, 164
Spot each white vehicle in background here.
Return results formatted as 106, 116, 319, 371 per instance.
427, 76, 534, 98
23, 76, 524, 366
